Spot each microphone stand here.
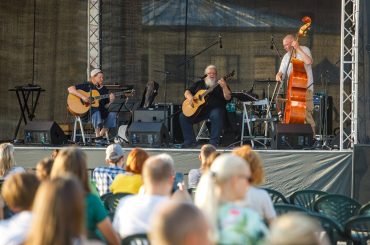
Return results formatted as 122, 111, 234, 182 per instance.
153, 70, 170, 139
88, 82, 94, 146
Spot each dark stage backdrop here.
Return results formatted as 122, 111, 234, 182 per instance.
0, 0, 354, 141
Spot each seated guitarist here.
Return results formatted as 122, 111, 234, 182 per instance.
67, 68, 116, 142
179, 65, 232, 147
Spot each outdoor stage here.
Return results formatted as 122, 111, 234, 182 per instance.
13, 146, 353, 200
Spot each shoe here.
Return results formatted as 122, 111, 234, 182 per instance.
175, 142, 198, 149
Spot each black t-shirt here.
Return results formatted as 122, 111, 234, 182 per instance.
187, 80, 229, 113
75, 82, 109, 119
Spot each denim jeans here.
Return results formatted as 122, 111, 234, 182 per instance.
179, 107, 225, 146
91, 111, 116, 129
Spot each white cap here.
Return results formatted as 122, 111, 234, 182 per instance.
90, 68, 103, 77
105, 144, 124, 161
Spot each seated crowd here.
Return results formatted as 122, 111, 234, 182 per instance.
0, 142, 330, 245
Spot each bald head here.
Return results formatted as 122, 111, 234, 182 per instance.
283, 34, 295, 52
143, 154, 175, 185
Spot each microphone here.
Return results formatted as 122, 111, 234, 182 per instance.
200, 74, 208, 79
270, 35, 274, 50
219, 34, 223, 49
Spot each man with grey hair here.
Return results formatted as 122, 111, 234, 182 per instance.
113, 153, 175, 238
179, 65, 232, 147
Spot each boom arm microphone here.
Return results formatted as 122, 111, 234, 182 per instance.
219, 34, 223, 49
200, 74, 208, 79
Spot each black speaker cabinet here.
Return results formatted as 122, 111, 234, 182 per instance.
313, 95, 333, 135
128, 122, 169, 147
24, 121, 66, 145
353, 144, 370, 204
272, 124, 313, 149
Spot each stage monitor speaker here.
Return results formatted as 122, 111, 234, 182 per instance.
272, 124, 313, 149
24, 121, 65, 145
353, 144, 370, 204
128, 122, 169, 147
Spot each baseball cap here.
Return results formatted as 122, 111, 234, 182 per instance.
90, 68, 103, 77
105, 144, 124, 161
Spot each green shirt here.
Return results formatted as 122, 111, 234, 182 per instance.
85, 193, 108, 239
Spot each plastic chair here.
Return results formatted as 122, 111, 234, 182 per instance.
274, 203, 307, 216
359, 202, 370, 216
345, 215, 370, 244
314, 194, 361, 226
262, 187, 289, 204
289, 189, 328, 212
103, 192, 131, 218
308, 212, 345, 244
121, 233, 150, 245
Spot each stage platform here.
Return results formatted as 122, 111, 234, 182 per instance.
13, 146, 353, 199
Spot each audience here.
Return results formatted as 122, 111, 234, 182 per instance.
110, 148, 149, 194
187, 144, 216, 189
24, 175, 103, 245
0, 172, 40, 245
50, 147, 120, 245
93, 144, 126, 196
233, 145, 276, 224
195, 153, 268, 244
113, 153, 174, 238
266, 213, 330, 245
0, 143, 25, 180
150, 201, 212, 245
50, 149, 60, 159
35, 157, 54, 181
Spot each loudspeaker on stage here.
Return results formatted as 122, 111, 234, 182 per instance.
24, 121, 66, 145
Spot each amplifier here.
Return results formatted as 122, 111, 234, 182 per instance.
128, 122, 169, 147
24, 121, 65, 145
272, 124, 313, 149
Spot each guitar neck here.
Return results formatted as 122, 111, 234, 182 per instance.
93, 90, 132, 101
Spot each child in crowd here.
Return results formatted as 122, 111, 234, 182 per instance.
195, 153, 268, 244
0, 172, 40, 245
0, 143, 25, 179
35, 157, 54, 181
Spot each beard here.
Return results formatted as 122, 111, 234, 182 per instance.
205, 77, 216, 87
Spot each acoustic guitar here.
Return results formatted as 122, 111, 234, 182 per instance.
67, 89, 134, 116
182, 70, 235, 118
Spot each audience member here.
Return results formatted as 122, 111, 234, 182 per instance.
266, 213, 330, 245
24, 175, 103, 245
51, 147, 120, 245
233, 145, 276, 224
110, 148, 149, 194
0, 172, 39, 245
50, 149, 60, 159
0, 143, 25, 179
35, 157, 54, 181
187, 144, 216, 189
195, 153, 268, 244
93, 144, 126, 196
113, 153, 174, 238
150, 201, 211, 245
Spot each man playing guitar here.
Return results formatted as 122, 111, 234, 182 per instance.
68, 68, 116, 142
179, 65, 232, 148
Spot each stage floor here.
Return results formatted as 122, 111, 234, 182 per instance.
13, 146, 353, 198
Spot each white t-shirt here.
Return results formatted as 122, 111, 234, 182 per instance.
113, 194, 169, 238
245, 186, 276, 222
0, 211, 33, 245
279, 46, 314, 91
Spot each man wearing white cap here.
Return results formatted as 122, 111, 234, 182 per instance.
68, 68, 116, 143
92, 143, 126, 196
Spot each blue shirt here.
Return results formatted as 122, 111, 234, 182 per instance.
93, 165, 126, 196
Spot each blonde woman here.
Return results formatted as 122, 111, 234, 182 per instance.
233, 145, 276, 224
0, 143, 24, 179
195, 153, 268, 244
50, 147, 120, 245
25, 175, 103, 245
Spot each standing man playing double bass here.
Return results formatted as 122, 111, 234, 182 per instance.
275, 34, 316, 135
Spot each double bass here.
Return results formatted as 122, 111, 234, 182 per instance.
283, 16, 312, 124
